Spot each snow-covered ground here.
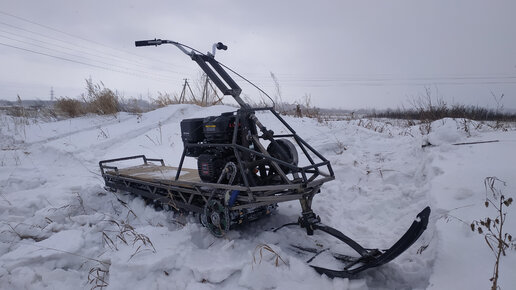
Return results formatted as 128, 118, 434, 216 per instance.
1, 104, 515, 289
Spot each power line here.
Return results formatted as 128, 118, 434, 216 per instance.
0, 20, 138, 67
0, 9, 192, 71
0, 20, 187, 77
0, 32, 183, 81
0, 41, 188, 84
244, 75, 516, 83
244, 70, 516, 78
1, 10, 514, 92
248, 78, 516, 89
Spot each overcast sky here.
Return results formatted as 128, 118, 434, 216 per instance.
1, 0, 515, 110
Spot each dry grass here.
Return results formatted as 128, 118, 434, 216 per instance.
88, 266, 109, 290
370, 89, 516, 123
54, 97, 84, 117
253, 243, 288, 267
5, 96, 26, 117
53, 79, 122, 118
470, 177, 515, 290
82, 78, 120, 115
151, 92, 180, 108
53, 79, 157, 118
102, 219, 156, 258
270, 72, 287, 113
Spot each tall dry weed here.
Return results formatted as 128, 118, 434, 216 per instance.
54, 97, 84, 117
82, 78, 120, 115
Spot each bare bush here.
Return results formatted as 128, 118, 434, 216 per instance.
151, 92, 180, 108
273, 93, 327, 122
299, 94, 320, 119
6, 95, 26, 117
470, 177, 515, 290
357, 118, 389, 133
370, 89, 516, 123
54, 97, 84, 117
82, 78, 120, 115
270, 72, 286, 113
410, 88, 448, 122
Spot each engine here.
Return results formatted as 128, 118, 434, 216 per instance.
181, 112, 240, 183
180, 111, 298, 185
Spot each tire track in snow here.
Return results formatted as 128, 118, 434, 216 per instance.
26, 106, 195, 159
24, 114, 135, 147
29, 105, 235, 166
70, 106, 198, 156
69, 105, 238, 160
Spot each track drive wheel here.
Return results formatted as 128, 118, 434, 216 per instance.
201, 200, 230, 237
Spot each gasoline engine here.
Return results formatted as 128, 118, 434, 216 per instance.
180, 111, 299, 186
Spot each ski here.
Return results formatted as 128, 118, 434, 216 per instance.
278, 207, 431, 278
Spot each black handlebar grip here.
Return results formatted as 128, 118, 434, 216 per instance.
216, 42, 228, 50
135, 39, 163, 47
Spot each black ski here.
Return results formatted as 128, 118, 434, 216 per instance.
276, 206, 431, 278
311, 207, 431, 278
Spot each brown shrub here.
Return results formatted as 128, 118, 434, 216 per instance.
54, 97, 84, 117
82, 78, 120, 115
151, 92, 179, 108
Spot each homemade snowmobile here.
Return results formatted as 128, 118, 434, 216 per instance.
99, 39, 430, 278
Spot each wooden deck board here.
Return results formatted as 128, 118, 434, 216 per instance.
107, 164, 200, 184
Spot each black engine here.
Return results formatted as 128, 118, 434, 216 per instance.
181, 112, 237, 183
180, 111, 298, 185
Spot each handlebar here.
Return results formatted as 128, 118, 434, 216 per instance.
135, 38, 193, 56
135, 39, 164, 47
134, 38, 258, 109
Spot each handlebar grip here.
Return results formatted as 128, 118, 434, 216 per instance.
135, 39, 163, 47
216, 42, 227, 50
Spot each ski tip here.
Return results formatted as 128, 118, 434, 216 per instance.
415, 206, 431, 224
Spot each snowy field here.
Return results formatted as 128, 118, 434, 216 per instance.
1, 104, 515, 290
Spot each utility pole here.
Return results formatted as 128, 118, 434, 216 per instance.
50, 87, 54, 100
201, 74, 208, 106
179, 78, 195, 104
201, 74, 223, 106
179, 79, 187, 103
208, 78, 223, 105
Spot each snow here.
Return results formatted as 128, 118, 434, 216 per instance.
1, 104, 515, 289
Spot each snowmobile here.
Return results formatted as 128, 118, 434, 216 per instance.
99, 39, 431, 278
